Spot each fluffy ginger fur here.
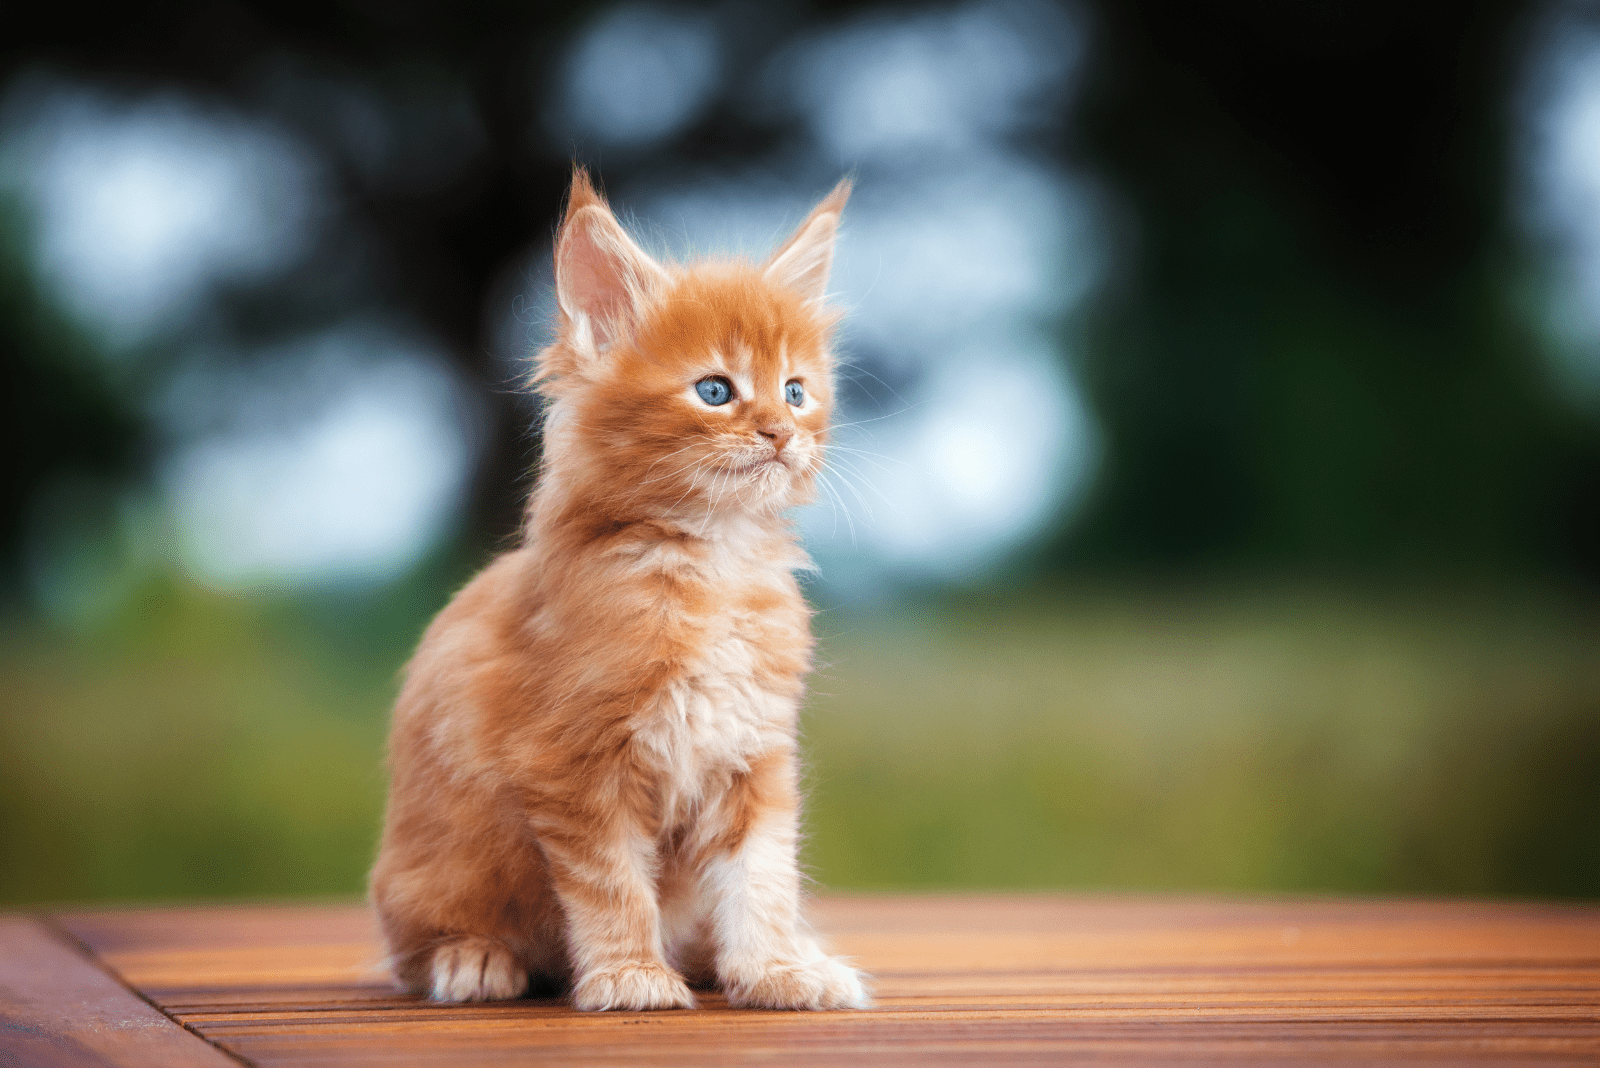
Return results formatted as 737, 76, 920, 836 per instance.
369, 170, 868, 1012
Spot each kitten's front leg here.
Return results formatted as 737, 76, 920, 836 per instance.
535, 800, 695, 1012
703, 751, 871, 1010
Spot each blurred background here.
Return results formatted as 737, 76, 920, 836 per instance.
3, 0, 1598, 906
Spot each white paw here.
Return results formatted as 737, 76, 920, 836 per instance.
572, 961, 696, 1011
429, 937, 527, 1002
724, 955, 872, 1011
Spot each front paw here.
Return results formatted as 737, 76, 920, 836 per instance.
725, 956, 871, 1011
572, 961, 696, 1011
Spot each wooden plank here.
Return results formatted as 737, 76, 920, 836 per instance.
51, 896, 1600, 1066
0, 915, 240, 1068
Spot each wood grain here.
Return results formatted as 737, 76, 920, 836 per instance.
28, 896, 1600, 1065
0, 915, 238, 1068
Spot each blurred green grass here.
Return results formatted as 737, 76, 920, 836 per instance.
2, 583, 1596, 905
805, 590, 1600, 896
1, 584, 394, 904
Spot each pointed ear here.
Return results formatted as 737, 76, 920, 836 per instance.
765, 177, 851, 303
555, 168, 668, 352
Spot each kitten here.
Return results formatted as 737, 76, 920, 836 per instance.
369, 169, 869, 1012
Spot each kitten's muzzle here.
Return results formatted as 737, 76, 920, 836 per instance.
757, 425, 793, 454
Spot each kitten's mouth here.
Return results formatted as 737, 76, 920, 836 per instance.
733, 456, 788, 474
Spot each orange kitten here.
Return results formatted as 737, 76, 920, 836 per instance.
369, 170, 868, 1012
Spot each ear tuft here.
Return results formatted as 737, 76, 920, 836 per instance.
564, 166, 607, 219
766, 178, 851, 303
554, 168, 668, 360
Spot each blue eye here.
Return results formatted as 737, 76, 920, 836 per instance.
696, 377, 733, 406
785, 380, 805, 406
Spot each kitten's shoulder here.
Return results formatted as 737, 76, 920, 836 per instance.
414, 546, 541, 651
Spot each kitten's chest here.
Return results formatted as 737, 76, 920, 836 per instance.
633, 598, 809, 807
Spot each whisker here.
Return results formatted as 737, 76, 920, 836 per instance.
820, 474, 841, 539
665, 457, 718, 515
827, 464, 877, 522
825, 400, 929, 433
826, 444, 908, 470
699, 464, 734, 536
818, 472, 858, 546
636, 443, 701, 483
825, 455, 892, 509
839, 364, 917, 413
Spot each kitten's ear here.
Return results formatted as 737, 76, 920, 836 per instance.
765, 178, 851, 303
555, 169, 668, 354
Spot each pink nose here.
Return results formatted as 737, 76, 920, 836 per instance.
758, 425, 792, 454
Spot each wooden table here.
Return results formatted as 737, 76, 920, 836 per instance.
4, 895, 1600, 1065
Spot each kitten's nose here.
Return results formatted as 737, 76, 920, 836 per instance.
758, 425, 793, 454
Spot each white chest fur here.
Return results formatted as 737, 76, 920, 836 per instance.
634, 618, 797, 828
631, 520, 804, 826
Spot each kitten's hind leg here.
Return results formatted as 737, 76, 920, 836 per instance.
429, 936, 528, 1002
372, 788, 568, 1002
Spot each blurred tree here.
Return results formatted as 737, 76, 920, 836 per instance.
0, 0, 854, 594
1, 0, 605, 585
0, 199, 144, 601
1057, 0, 1600, 581
5, 0, 1598, 596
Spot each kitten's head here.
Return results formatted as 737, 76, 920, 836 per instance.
535, 169, 849, 520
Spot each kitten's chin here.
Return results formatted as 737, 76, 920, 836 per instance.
762, 473, 819, 513
679, 456, 815, 517
722, 461, 808, 512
